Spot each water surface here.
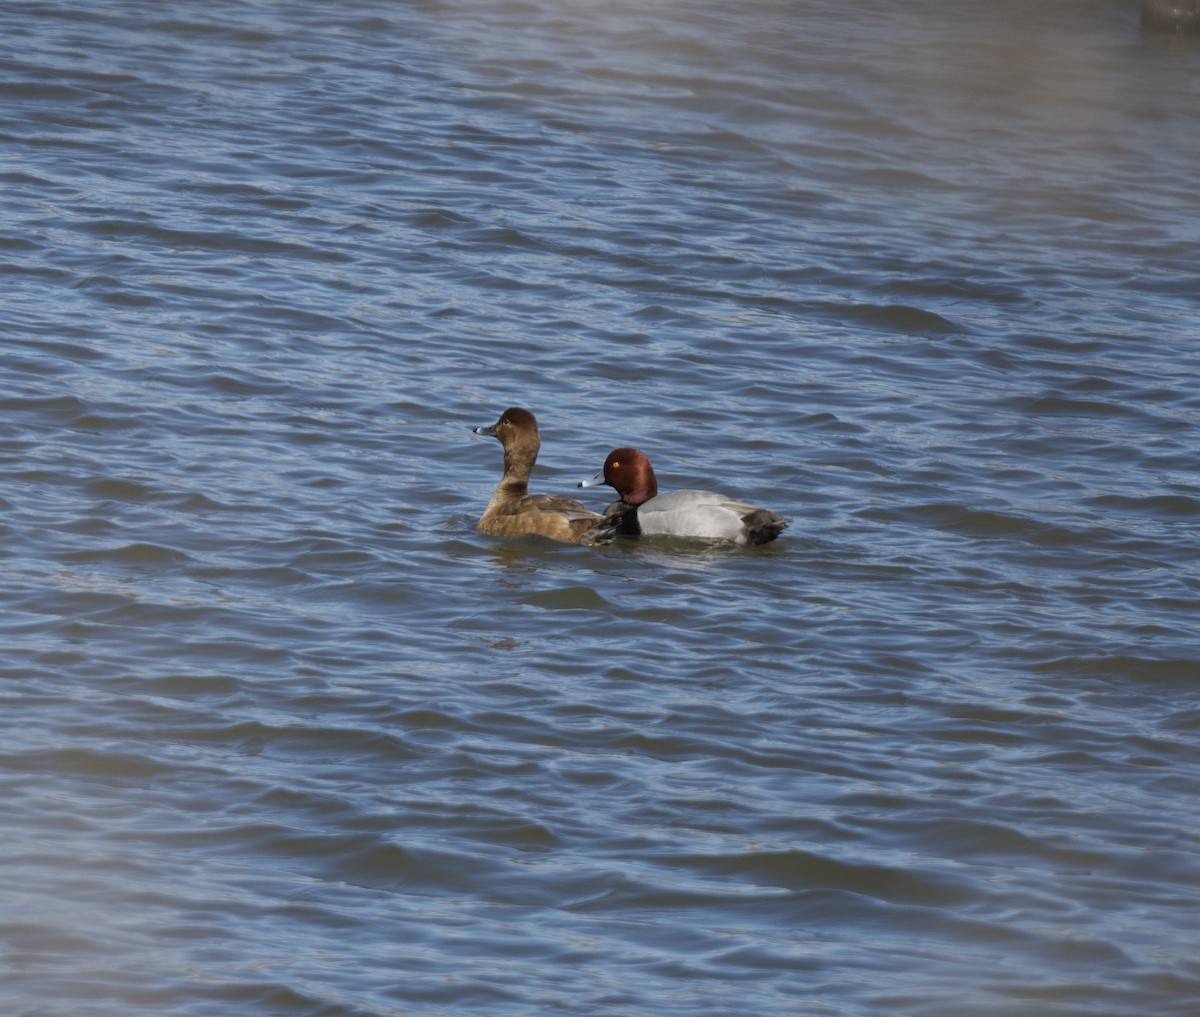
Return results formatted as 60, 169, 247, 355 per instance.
2, 2, 1198, 1015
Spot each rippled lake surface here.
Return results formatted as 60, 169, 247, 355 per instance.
3, 2, 1199, 1014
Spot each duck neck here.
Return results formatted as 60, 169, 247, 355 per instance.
624, 472, 657, 506
497, 444, 535, 497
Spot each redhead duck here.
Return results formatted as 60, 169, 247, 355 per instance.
580, 447, 787, 544
473, 407, 610, 544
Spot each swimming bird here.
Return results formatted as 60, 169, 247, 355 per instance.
473, 407, 610, 543
580, 447, 787, 544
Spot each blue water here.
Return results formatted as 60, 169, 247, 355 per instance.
2, 2, 1198, 1015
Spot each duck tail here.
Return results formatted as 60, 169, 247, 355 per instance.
741, 508, 788, 545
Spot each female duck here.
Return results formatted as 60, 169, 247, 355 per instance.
473, 407, 609, 544
580, 447, 787, 545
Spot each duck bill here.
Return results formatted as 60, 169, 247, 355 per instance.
473, 424, 498, 437
577, 469, 605, 489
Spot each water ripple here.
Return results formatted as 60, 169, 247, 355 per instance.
2, 1, 1198, 1015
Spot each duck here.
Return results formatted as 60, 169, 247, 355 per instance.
472, 407, 611, 544
579, 447, 787, 545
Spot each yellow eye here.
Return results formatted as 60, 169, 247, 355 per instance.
611, 461, 620, 469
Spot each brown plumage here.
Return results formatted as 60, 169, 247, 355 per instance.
472, 407, 611, 544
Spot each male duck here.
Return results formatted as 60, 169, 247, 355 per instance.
580, 447, 787, 545
473, 407, 610, 544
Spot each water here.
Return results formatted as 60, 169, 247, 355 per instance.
2, 1, 1198, 1015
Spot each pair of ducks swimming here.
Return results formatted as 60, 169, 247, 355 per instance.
474, 407, 787, 546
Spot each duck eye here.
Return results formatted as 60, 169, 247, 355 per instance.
610, 461, 620, 469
